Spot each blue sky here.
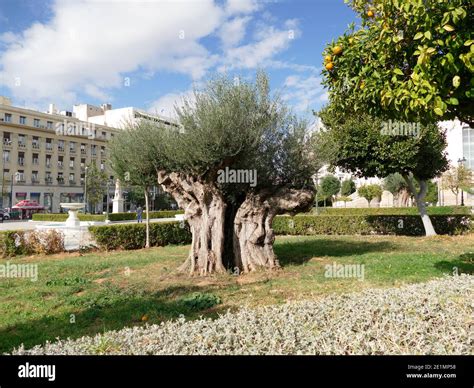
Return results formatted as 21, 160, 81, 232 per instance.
0, 0, 357, 119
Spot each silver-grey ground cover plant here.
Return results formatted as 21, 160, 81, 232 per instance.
11, 275, 473, 355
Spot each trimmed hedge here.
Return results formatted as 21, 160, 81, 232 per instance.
89, 222, 191, 250
273, 215, 472, 236
312, 206, 471, 216
33, 210, 184, 222
107, 210, 183, 222
32, 214, 105, 222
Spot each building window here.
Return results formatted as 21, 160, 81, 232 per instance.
69, 173, 75, 183
58, 140, 65, 152
3, 150, 10, 163
32, 136, 40, 149
32, 153, 39, 165
32, 171, 39, 183
18, 134, 26, 147
69, 157, 75, 169
46, 155, 52, 168
47, 121, 53, 129
46, 138, 53, 151
4, 113, 12, 123
69, 142, 76, 152
19, 116, 26, 125
58, 156, 64, 168
33, 118, 40, 128
16, 170, 25, 182
18, 152, 25, 166
3, 133, 11, 145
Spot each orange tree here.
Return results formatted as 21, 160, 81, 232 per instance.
322, 0, 473, 126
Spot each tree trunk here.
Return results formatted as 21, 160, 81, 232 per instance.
233, 188, 314, 273
157, 170, 226, 275
144, 188, 150, 248
403, 176, 437, 236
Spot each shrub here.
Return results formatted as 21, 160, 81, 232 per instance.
273, 214, 472, 236
179, 293, 222, 311
311, 206, 470, 216
32, 214, 105, 222
24, 230, 65, 255
108, 210, 184, 221
89, 222, 191, 250
0, 231, 28, 257
0, 229, 66, 257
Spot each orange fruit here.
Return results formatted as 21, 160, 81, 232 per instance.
325, 62, 334, 71
367, 10, 374, 18
332, 46, 343, 55
360, 81, 365, 89
324, 55, 332, 62
141, 315, 148, 322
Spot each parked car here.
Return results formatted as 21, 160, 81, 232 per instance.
2, 210, 10, 220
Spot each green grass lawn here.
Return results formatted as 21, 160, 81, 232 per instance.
0, 234, 473, 353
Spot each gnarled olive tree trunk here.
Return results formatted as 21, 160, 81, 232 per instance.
233, 188, 314, 273
157, 170, 226, 275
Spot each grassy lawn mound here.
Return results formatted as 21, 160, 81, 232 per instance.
10, 274, 472, 355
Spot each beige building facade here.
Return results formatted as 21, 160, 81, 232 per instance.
0, 97, 119, 213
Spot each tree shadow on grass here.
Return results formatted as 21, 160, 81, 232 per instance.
275, 237, 396, 266
0, 284, 227, 354
434, 252, 474, 275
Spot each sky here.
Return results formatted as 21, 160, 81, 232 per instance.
0, 0, 358, 120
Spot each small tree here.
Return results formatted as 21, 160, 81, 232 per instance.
337, 195, 353, 207
85, 163, 107, 214
108, 120, 157, 248
340, 179, 356, 196
358, 184, 383, 207
319, 175, 341, 206
317, 109, 448, 235
383, 173, 411, 206
441, 164, 473, 205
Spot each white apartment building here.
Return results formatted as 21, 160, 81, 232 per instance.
0, 97, 178, 213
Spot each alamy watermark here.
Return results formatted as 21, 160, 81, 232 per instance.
381, 120, 420, 138
217, 167, 257, 187
324, 262, 365, 281
55, 119, 96, 139
0, 261, 38, 282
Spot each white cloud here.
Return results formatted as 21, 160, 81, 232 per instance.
147, 89, 195, 119
0, 0, 225, 107
221, 19, 301, 70
282, 74, 326, 113
225, 0, 260, 16
218, 16, 252, 48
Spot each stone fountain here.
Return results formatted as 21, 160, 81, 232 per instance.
35, 203, 102, 251
60, 202, 85, 228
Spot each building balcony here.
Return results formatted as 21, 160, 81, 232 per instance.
18, 159, 25, 166
18, 142, 26, 149
32, 143, 40, 150
80, 149, 87, 155
45, 146, 53, 152
3, 139, 12, 148
57, 164, 64, 170
45, 178, 53, 185
58, 147, 65, 153
57, 178, 65, 185
31, 178, 40, 184
68, 180, 76, 185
